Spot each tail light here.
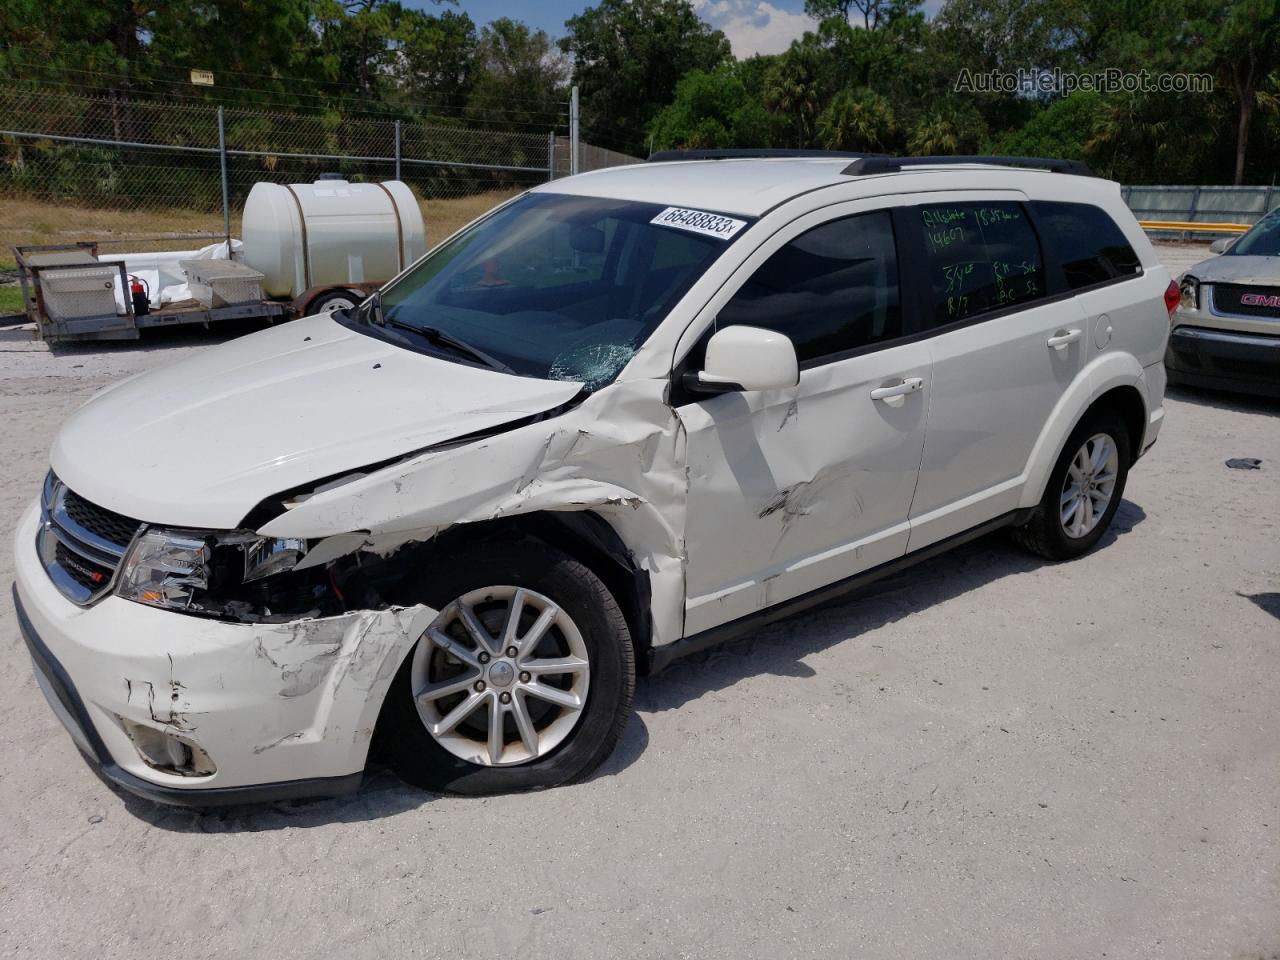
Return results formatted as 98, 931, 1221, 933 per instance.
1163, 279, 1180, 318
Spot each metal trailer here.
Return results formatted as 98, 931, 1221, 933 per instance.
14, 242, 293, 343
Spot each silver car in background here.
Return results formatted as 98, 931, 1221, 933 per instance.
1169, 210, 1280, 397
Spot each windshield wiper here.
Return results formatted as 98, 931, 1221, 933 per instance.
383, 317, 516, 375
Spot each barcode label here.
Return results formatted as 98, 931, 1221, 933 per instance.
650, 207, 748, 240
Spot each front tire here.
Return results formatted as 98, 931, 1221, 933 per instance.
379, 539, 635, 795
1013, 409, 1131, 561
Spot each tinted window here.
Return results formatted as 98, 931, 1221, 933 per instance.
1230, 209, 1280, 257
916, 202, 1045, 325
716, 211, 900, 363
374, 193, 747, 389
1033, 201, 1142, 289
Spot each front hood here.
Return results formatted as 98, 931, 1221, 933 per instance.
1185, 254, 1280, 286
51, 314, 583, 529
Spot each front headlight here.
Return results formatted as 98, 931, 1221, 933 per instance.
118, 527, 310, 620
1179, 275, 1200, 311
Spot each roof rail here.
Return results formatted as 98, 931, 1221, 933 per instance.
647, 148, 885, 163
842, 155, 1094, 177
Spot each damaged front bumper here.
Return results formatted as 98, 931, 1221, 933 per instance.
12, 502, 434, 807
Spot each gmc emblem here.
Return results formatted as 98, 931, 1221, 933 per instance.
1241, 292, 1280, 307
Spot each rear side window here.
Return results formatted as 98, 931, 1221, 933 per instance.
1032, 201, 1142, 289
716, 211, 901, 364
914, 202, 1045, 326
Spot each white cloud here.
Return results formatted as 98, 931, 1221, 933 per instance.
694, 0, 818, 58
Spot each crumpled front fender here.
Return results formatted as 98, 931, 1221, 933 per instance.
259, 379, 690, 648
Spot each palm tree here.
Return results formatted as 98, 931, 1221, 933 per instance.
764, 47, 823, 147
817, 88, 896, 151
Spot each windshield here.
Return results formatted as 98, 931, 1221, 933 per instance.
1230, 210, 1280, 257
356, 192, 750, 389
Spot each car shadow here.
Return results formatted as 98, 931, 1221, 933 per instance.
42, 316, 280, 357
117, 716, 652, 834
1241, 592, 1280, 621
1166, 383, 1280, 416
638, 499, 1146, 714
116, 501, 1142, 831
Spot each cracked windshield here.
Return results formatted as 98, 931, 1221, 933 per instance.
372, 193, 748, 389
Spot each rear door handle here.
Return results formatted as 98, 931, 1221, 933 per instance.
1047, 329, 1083, 350
870, 377, 925, 403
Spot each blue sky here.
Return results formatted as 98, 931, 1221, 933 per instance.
421, 1, 822, 57
414, 1, 947, 57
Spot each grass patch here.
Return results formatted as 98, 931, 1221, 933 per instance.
0, 190, 521, 256
0, 189, 522, 318
0, 285, 25, 315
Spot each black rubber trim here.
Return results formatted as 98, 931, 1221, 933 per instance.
649, 508, 1034, 673
844, 155, 1094, 177
13, 584, 363, 808
648, 149, 882, 162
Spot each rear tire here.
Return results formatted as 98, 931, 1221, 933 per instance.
1013, 408, 1131, 561
378, 539, 635, 795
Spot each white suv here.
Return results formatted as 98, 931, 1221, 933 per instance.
13, 153, 1173, 805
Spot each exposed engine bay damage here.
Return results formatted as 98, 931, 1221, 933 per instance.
253, 379, 690, 651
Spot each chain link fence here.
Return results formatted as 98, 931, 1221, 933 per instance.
0, 87, 629, 256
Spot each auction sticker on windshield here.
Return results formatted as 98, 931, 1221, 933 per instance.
651, 207, 748, 240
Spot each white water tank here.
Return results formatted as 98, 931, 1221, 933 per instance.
241, 178, 426, 299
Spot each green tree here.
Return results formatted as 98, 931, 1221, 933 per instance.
907, 100, 987, 154
763, 41, 827, 147
816, 88, 896, 150
465, 18, 567, 125
561, 0, 731, 155
1187, 0, 1280, 184
649, 66, 773, 149
389, 9, 478, 111
996, 91, 1106, 160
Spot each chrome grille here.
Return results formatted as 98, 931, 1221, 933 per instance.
37, 472, 143, 605
62, 487, 142, 546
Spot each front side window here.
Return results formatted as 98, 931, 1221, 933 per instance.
1032, 201, 1142, 289
915, 201, 1045, 325
1229, 209, 1280, 257
715, 211, 901, 364
361, 193, 749, 389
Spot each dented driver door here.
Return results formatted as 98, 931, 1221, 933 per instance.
673, 202, 931, 636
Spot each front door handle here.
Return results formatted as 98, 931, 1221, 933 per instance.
870, 377, 925, 404
1047, 328, 1083, 350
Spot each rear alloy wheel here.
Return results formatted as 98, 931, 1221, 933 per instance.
1059, 433, 1119, 539
1013, 409, 1131, 561
379, 539, 634, 795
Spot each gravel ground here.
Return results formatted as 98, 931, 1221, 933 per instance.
0, 245, 1277, 959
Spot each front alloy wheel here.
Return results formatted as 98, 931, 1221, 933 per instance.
412, 586, 591, 767
378, 538, 634, 795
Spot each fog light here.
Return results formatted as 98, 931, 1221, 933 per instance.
118, 719, 215, 777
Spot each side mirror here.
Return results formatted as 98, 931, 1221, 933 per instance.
685, 325, 799, 395
1209, 237, 1236, 254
